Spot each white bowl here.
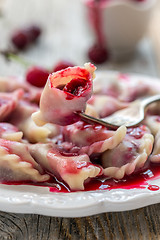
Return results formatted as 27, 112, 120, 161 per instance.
84, 0, 156, 58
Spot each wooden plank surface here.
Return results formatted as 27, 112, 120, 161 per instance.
0, 0, 160, 239
0, 204, 160, 240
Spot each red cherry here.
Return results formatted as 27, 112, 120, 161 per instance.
53, 60, 75, 72
11, 31, 29, 50
26, 66, 49, 88
26, 25, 41, 42
88, 44, 109, 64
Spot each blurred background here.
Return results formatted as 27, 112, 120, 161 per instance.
0, 0, 159, 79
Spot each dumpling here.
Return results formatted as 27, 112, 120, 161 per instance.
29, 143, 102, 190
149, 130, 160, 163
94, 72, 160, 102
0, 76, 24, 92
0, 139, 49, 182
145, 115, 160, 136
85, 104, 99, 118
10, 100, 60, 143
101, 125, 154, 179
87, 95, 128, 118
0, 89, 23, 121
20, 118, 60, 143
117, 74, 160, 102
63, 121, 126, 156
0, 123, 23, 142
32, 63, 96, 126
144, 115, 160, 163
9, 100, 38, 125
0, 76, 42, 103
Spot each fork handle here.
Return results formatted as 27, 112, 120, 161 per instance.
78, 94, 160, 129
142, 94, 160, 108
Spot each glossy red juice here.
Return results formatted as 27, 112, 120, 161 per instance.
1, 162, 160, 193
49, 162, 160, 192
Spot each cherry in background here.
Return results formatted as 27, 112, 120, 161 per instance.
26, 60, 75, 88
88, 44, 109, 64
11, 31, 29, 50
11, 25, 41, 50
11, 26, 75, 88
26, 66, 50, 88
53, 60, 75, 72
27, 25, 41, 42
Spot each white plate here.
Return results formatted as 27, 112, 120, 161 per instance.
1, 71, 160, 218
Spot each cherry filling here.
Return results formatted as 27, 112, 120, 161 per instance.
123, 143, 138, 164
63, 161, 94, 174
63, 78, 90, 99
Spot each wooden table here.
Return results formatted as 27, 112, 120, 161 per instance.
0, 0, 160, 239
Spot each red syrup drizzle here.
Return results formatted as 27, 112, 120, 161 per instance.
1, 163, 160, 193
87, 0, 146, 63
87, 0, 109, 63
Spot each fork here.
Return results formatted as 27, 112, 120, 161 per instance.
78, 94, 160, 129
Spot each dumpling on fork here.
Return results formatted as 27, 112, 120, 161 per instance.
32, 63, 96, 126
